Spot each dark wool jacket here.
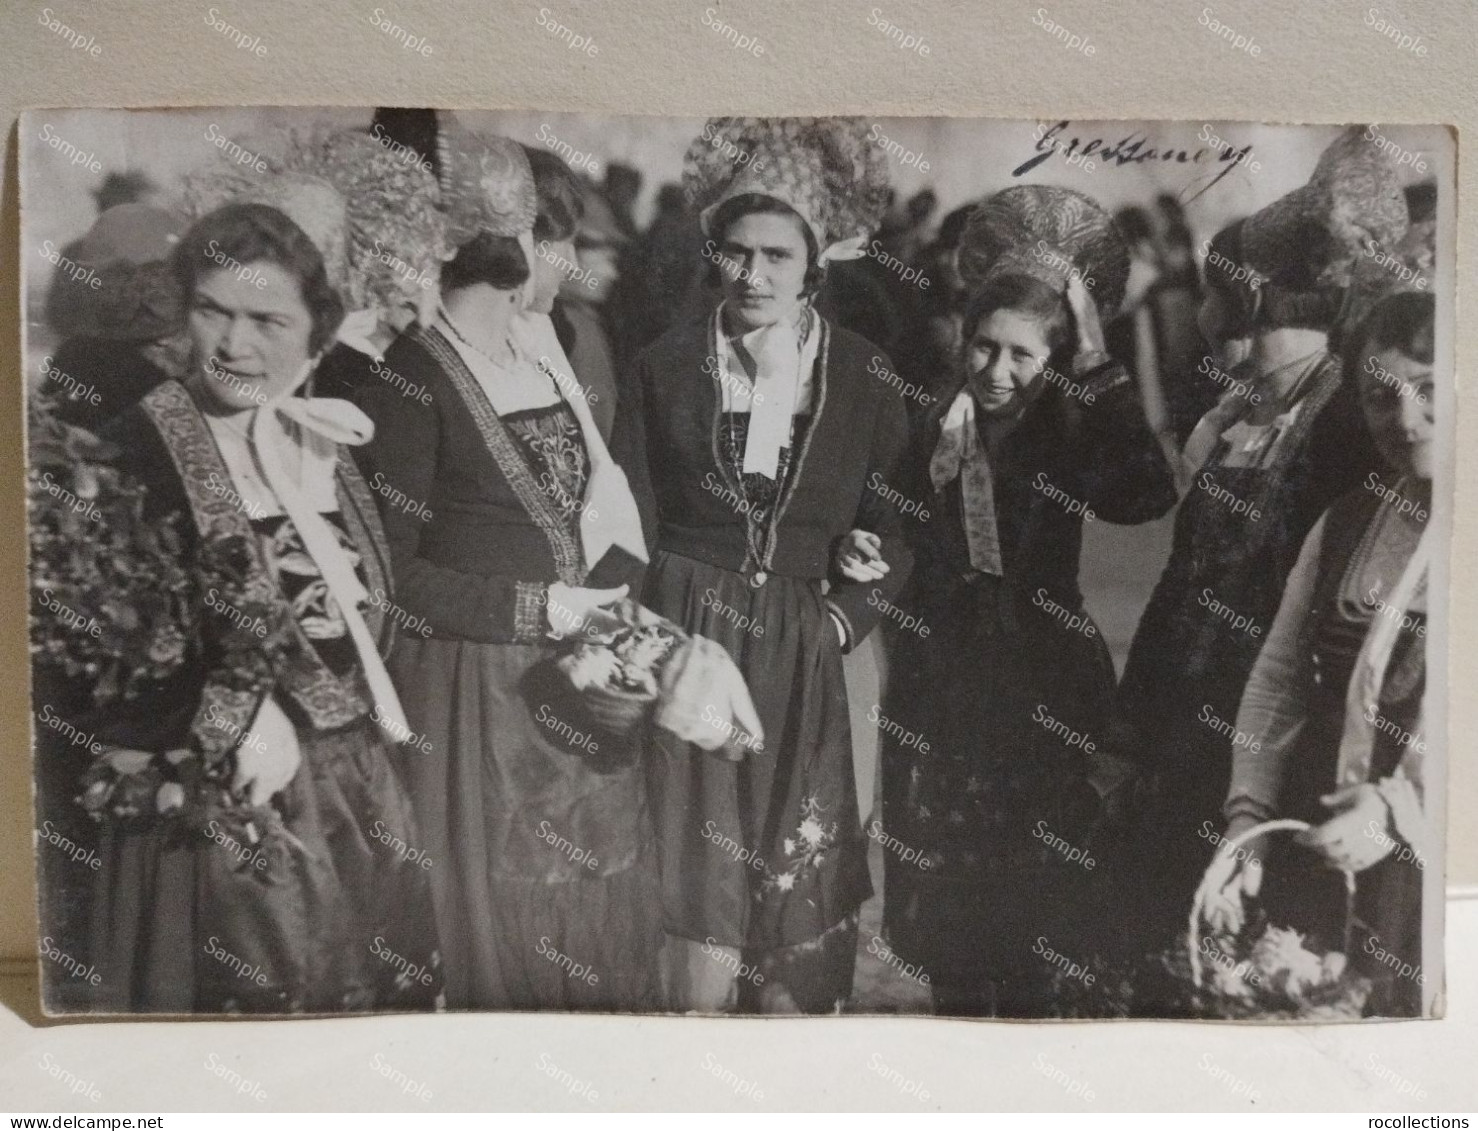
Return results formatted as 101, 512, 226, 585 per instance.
74, 380, 392, 763
351, 324, 646, 646
899, 361, 1180, 627
610, 313, 915, 651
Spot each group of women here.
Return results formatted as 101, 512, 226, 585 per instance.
31, 114, 1437, 1018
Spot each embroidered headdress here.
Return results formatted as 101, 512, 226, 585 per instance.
682, 117, 891, 262
179, 126, 447, 326
1335, 202, 1433, 350
1231, 125, 1409, 294
436, 125, 538, 245
957, 185, 1130, 317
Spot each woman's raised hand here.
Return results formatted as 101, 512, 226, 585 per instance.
835, 529, 889, 583
545, 582, 629, 639
1065, 274, 1109, 370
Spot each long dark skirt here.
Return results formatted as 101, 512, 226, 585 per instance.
387, 634, 664, 1012
642, 550, 872, 1011
881, 582, 1128, 1016
83, 712, 441, 1014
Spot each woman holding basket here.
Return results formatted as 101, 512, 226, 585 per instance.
1205, 222, 1437, 1018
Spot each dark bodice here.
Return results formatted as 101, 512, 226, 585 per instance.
902, 362, 1177, 629
716, 411, 812, 523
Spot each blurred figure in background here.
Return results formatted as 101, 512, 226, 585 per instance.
552, 179, 627, 441
603, 161, 643, 241
40, 203, 184, 430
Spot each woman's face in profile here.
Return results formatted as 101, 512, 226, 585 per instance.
964, 307, 1053, 419
530, 236, 575, 314
1359, 346, 1435, 480
186, 261, 315, 412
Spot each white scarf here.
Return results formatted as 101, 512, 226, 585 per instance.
508, 309, 649, 571
713, 303, 820, 479
203, 363, 412, 744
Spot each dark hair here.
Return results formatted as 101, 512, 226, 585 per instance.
1114, 206, 1153, 245
707, 193, 824, 295
172, 202, 344, 355
523, 146, 586, 244
959, 271, 1073, 358
1203, 220, 1341, 335
441, 231, 531, 292
1343, 291, 1436, 384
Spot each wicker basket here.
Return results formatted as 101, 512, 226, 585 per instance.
1183, 818, 1368, 1018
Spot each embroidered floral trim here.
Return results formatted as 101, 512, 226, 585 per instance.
759, 795, 839, 896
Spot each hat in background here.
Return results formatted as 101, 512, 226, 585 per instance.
44, 203, 183, 341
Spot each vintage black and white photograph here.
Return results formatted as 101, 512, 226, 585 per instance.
22, 106, 1451, 1022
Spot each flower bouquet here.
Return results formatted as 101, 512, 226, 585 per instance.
556, 600, 685, 735
28, 404, 195, 705
1165, 819, 1372, 1019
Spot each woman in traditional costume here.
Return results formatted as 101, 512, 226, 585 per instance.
611, 117, 914, 1013
1207, 222, 1438, 1018
31, 171, 442, 1013
1117, 128, 1401, 962
874, 186, 1177, 1016
352, 128, 691, 1010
